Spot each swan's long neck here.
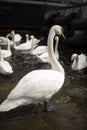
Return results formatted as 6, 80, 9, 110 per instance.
0, 47, 3, 61
7, 39, 11, 51
72, 57, 78, 69
30, 37, 35, 53
12, 35, 17, 49
54, 37, 59, 60
26, 34, 29, 42
48, 29, 64, 74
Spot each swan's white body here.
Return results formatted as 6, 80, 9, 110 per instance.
29, 35, 47, 55
36, 52, 49, 63
0, 48, 13, 75
0, 25, 65, 112
30, 46, 48, 55
0, 38, 12, 58
29, 36, 48, 55
71, 53, 87, 70
36, 36, 59, 63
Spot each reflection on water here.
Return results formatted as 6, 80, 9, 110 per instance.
0, 32, 87, 130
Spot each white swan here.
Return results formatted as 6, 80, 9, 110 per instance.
0, 25, 65, 112
0, 30, 22, 46
13, 34, 34, 51
0, 38, 12, 58
29, 35, 48, 55
0, 47, 13, 75
71, 53, 87, 70
36, 36, 59, 63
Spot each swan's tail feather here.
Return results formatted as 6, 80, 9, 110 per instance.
0, 99, 18, 112
0, 98, 33, 112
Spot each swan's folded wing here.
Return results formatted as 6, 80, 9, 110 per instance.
7, 70, 64, 100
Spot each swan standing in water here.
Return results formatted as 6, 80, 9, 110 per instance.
0, 47, 13, 75
0, 25, 65, 112
71, 53, 87, 70
36, 36, 59, 63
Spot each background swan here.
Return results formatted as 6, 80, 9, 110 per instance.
0, 25, 65, 112
30, 35, 48, 55
36, 36, 59, 63
0, 47, 13, 75
71, 53, 87, 70
13, 34, 34, 51
0, 38, 12, 58
0, 30, 22, 46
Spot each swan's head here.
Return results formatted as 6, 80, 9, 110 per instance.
53, 25, 66, 39
71, 53, 78, 61
5, 69, 13, 75
8, 30, 15, 38
26, 34, 28, 37
26, 34, 29, 39
30, 35, 34, 39
11, 30, 15, 35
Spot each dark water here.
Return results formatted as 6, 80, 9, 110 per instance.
0, 32, 87, 130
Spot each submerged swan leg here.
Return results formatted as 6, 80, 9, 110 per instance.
44, 101, 57, 112
44, 101, 48, 112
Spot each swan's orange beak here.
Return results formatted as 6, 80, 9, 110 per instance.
61, 32, 66, 39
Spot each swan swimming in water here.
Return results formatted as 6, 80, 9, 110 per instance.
0, 30, 22, 46
12, 34, 34, 51
0, 25, 65, 112
36, 36, 59, 63
29, 35, 48, 55
0, 47, 13, 75
71, 53, 87, 70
